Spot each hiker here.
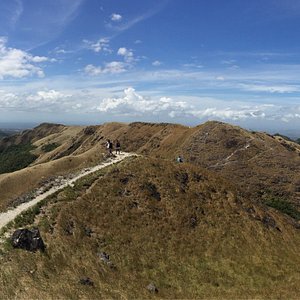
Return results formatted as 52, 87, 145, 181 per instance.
177, 155, 183, 163
106, 139, 113, 155
115, 140, 121, 154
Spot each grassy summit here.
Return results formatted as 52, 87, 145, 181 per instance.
0, 156, 300, 298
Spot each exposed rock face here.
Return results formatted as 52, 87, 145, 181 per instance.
11, 228, 45, 252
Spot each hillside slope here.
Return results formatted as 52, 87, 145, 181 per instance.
95, 121, 300, 214
0, 156, 299, 299
0, 121, 299, 220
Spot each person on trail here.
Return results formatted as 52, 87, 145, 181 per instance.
115, 140, 121, 154
177, 155, 183, 163
106, 139, 113, 155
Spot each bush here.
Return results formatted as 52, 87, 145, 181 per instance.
264, 196, 300, 221
0, 143, 37, 174
41, 143, 60, 152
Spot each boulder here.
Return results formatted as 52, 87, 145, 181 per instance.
11, 228, 45, 252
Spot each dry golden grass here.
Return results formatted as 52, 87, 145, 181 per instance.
1, 157, 300, 299
0, 144, 106, 212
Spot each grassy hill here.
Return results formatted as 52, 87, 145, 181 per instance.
0, 121, 299, 217
0, 121, 300, 298
0, 156, 300, 299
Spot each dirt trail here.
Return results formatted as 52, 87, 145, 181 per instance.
0, 152, 134, 231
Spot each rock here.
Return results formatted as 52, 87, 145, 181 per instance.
98, 252, 116, 269
190, 216, 198, 228
262, 214, 280, 231
143, 182, 161, 200
146, 283, 158, 293
11, 228, 45, 252
120, 177, 129, 184
64, 220, 75, 235
79, 277, 94, 286
98, 251, 110, 263
84, 227, 93, 237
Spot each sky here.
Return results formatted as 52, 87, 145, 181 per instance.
0, 0, 300, 132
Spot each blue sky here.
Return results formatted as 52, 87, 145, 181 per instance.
0, 0, 300, 131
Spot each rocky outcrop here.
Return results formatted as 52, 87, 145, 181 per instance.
11, 227, 45, 252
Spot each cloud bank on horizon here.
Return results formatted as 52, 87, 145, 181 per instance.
0, 0, 300, 131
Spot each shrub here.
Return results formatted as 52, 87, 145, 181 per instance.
41, 143, 60, 152
0, 143, 37, 174
264, 196, 300, 221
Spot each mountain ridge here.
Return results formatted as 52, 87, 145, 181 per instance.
0, 120, 299, 298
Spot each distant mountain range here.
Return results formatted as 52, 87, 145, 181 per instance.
0, 129, 20, 139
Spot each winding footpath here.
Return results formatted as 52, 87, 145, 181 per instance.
0, 152, 134, 231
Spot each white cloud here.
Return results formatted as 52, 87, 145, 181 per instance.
240, 83, 300, 93
26, 90, 71, 103
104, 61, 127, 74
216, 76, 225, 81
97, 87, 190, 117
117, 47, 134, 62
182, 63, 203, 68
152, 60, 162, 66
84, 61, 127, 75
30, 56, 49, 63
221, 59, 236, 65
0, 37, 53, 79
83, 38, 110, 53
105, 3, 169, 34
191, 107, 267, 121
84, 64, 102, 76
0, 89, 72, 112
111, 13, 122, 21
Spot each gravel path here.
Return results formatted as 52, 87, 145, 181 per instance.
0, 152, 134, 231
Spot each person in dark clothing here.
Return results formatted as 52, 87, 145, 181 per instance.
106, 139, 113, 155
115, 140, 121, 154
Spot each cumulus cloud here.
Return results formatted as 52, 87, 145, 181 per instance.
83, 38, 110, 53
0, 89, 72, 112
152, 60, 162, 66
117, 47, 134, 62
84, 61, 127, 75
95, 88, 300, 123
104, 61, 127, 73
191, 107, 267, 121
97, 87, 190, 117
111, 13, 122, 21
26, 90, 71, 103
0, 37, 53, 79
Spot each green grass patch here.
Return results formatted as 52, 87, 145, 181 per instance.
264, 196, 300, 221
0, 143, 37, 174
41, 143, 60, 152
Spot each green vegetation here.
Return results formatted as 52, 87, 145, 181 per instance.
296, 138, 300, 145
0, 143, 37, 174
264, 195, 300, 221
273, 133, 294, 142
41, 142, 60, 152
